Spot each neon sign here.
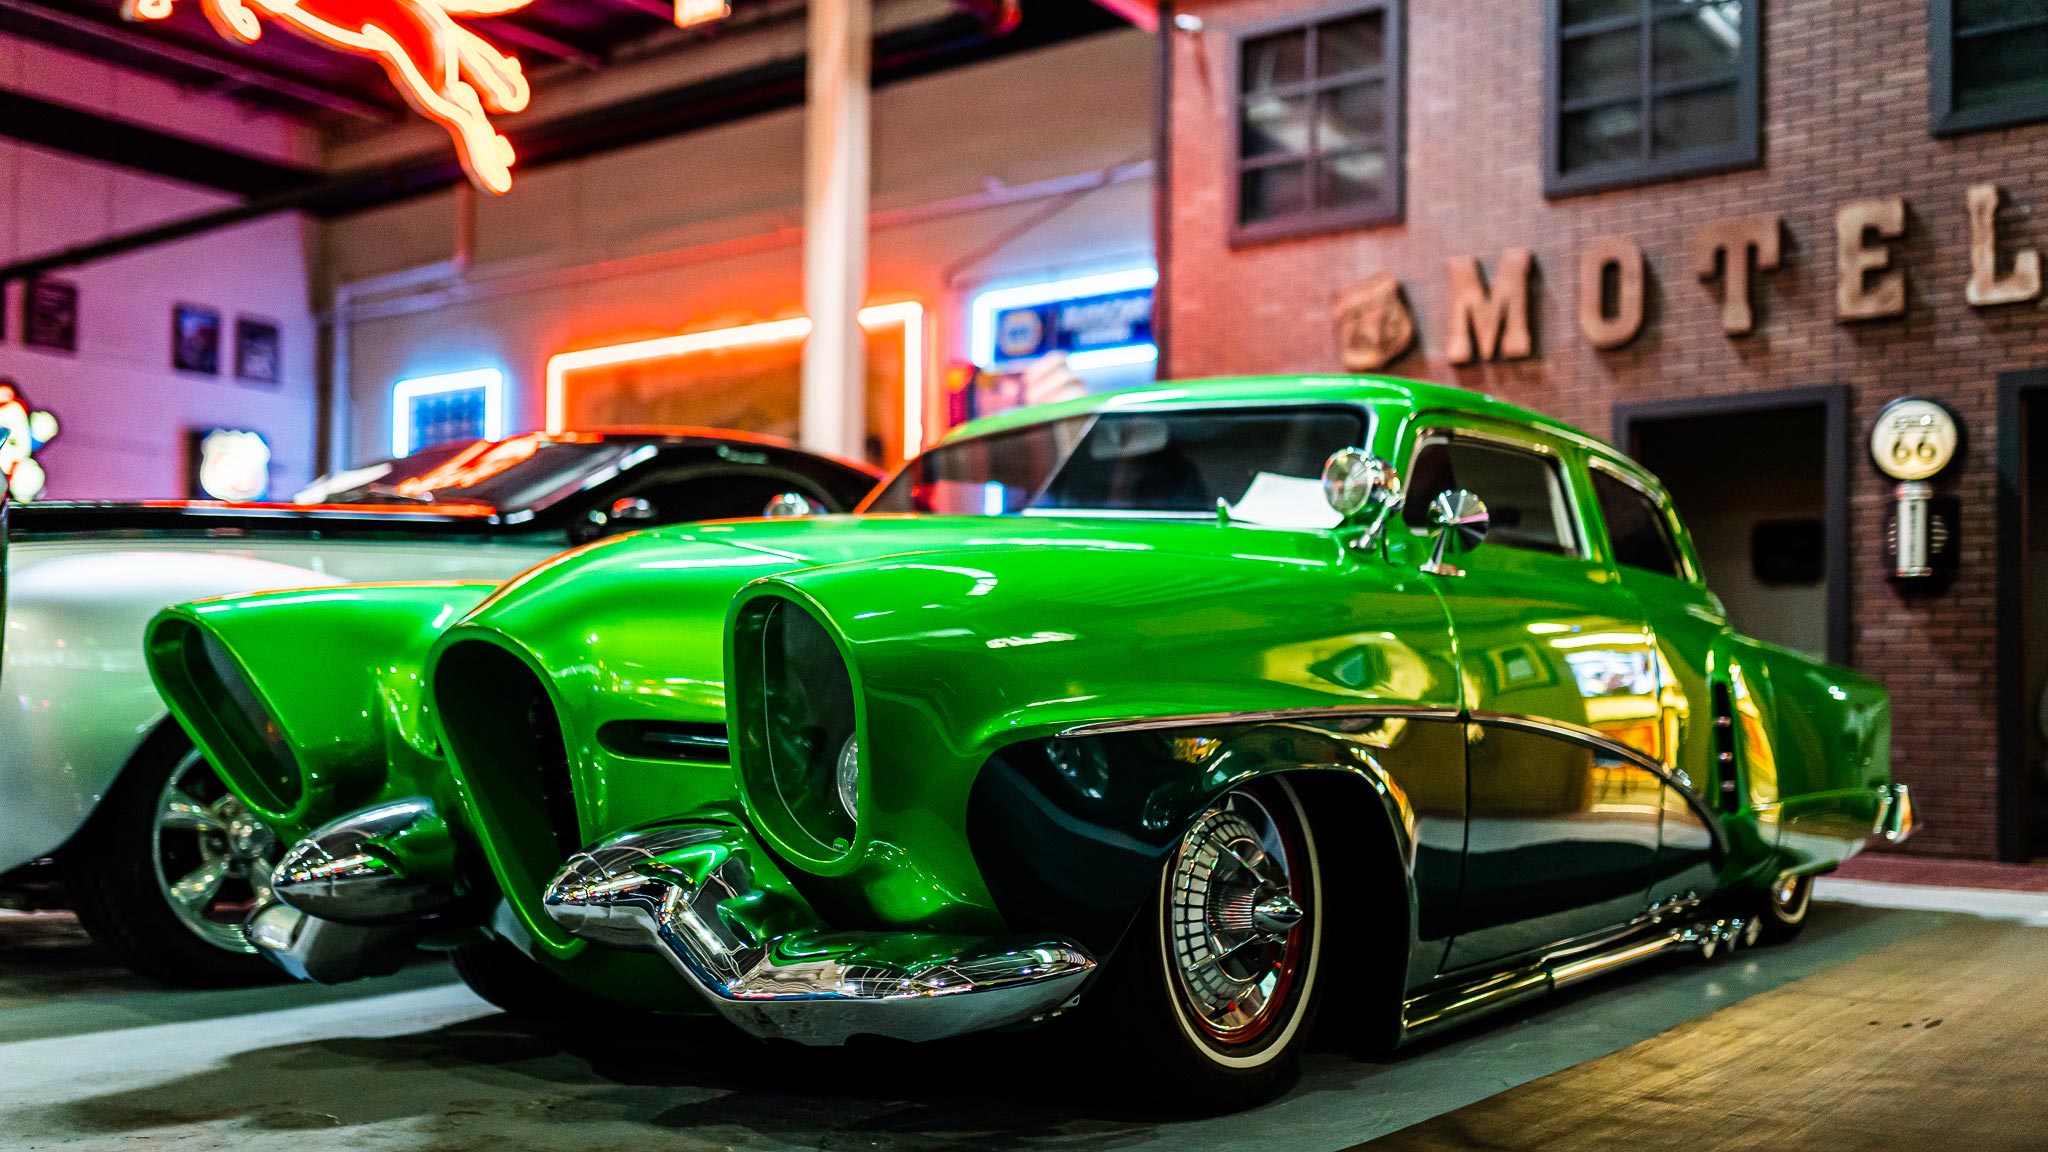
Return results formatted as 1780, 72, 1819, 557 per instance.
123, 0, 541, 193
544, 301, 926, 455
0, 380, 60, 502
970, 267, 1159, 373
192, 429, 274, 501
392, 367, 506, 456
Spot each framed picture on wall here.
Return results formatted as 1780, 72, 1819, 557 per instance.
172, 304, 221, 375
234, 316, 281, 385
23, 279, 78, 353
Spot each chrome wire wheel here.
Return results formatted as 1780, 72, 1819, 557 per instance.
1161, 783, 1318, 1059
151, 749, 278, 953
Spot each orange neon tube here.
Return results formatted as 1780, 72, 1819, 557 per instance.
544, 301, 926, 455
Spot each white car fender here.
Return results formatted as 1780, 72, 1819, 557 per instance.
0, 540, 552, 873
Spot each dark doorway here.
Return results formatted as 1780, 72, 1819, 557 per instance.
1614, 387, 1849, 665
1997, 370, 2048, 861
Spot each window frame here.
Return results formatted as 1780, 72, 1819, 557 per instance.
1930, 0, 2048, 136
1403, 425, 1591, 561
1541, 0, 1763, 199
1586, 455, 1700, 583
1227, 0, 1406, 247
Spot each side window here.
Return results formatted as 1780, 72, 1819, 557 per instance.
1591, 468, 1684, 579
631, 470, 828, 523
1404, 436, 1579, 556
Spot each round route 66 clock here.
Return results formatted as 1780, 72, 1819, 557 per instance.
1870, 398, 1959, 482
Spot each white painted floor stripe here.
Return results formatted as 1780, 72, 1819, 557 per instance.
0, 984, 493, 1105
1816, 877, 2048, 926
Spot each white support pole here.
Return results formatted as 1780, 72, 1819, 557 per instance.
799, 0, 872, 459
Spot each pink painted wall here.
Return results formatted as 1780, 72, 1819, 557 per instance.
0, 34, 320, 500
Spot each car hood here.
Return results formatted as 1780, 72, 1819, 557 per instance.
446, 513, 1347, 733
630, 512, 1340, 569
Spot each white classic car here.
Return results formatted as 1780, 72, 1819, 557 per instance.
0, 429, 877, 985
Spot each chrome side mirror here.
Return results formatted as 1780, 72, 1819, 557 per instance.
762, 491, 815, 518
1322, 449, 1404, 548
1421, 489, 1488, 577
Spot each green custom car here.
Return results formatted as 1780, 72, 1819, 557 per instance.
145, 376, 1911, 1110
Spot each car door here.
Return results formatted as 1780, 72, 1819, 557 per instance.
1585, 459, 1729, 907
1400, 421, 1665, 973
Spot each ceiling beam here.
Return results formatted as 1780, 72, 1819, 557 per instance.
602, 0, 681, 22
0, 88, 323, 196
0, 0, 1127, 281
482, 18, 607, 71
0, 0, 393, 120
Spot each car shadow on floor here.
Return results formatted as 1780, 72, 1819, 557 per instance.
23, 1010, 1175, 1151
10, 903, 1944, 1152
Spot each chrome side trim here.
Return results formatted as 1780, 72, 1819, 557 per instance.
271, 797, 455, 926
1057, 705, 1716, 826
542, 824, 1096, 1046
1056, 704, 1461, 739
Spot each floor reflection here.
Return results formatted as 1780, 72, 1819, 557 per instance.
0, 904, 1965, 1152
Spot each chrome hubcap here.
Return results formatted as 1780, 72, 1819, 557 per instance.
1166, 791, 1303, 1042
153, 750, 278, 953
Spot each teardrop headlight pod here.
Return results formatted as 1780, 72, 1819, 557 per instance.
836, 734, 860, 821
747, 598, 858, 855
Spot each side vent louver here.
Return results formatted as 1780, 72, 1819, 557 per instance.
598, 721, 731, 764
1710, 681, 1740, 814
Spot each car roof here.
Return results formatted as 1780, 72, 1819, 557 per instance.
944, 375, 1588, 446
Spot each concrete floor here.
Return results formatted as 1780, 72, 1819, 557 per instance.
1, 882, 2042, 1152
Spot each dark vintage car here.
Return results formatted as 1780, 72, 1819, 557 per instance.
0, 429, 877, 985
149, 378, 1909, 1109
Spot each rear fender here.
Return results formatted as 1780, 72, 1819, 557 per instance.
1727, 636, 1891, 876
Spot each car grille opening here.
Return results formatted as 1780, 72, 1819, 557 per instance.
434, 639, 581, 940
154, 619, 304, 819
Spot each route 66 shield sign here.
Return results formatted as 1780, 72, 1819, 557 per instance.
1870, 398, 1960, 482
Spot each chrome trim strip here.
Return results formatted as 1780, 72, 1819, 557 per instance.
1056, 704, 1727, 854
1055, 703, 1461, 739
543, 824, 1096, 1045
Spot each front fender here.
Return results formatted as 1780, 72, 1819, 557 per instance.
147, 581, 496, 842
726, 537, 1459, 939
0, 548, 350, 870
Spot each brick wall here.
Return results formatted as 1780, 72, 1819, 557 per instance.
1164, 0, 2048, 857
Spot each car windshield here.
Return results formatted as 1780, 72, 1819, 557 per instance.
294, 433, 633, 511
864, 406, 1369, 527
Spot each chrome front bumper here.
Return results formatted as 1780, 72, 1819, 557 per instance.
542, 824, 1096, 1045
245, 797, 458, 983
